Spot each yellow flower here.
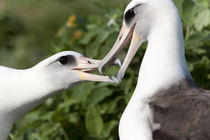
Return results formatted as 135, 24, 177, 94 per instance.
66, 15, 76, 28
73, 30, 82, 40
56, 28, 63, 37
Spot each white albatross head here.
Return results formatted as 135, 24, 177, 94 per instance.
98, 1, 190, 140
0, 51, 117, 140
34, 51, 116, 90
99, 0, 184, 81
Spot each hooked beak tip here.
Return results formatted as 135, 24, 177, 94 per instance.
117, 70, 125, 82
114, 58, 122, 67
98, 64, 104, 75
109, 76, 120, 84
98, 58, 122, 75
76, 57, 120, 83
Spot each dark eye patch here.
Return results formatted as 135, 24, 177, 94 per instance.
59, 55, 76, 65
125, 9, 136, 24
124, 4, 142, 25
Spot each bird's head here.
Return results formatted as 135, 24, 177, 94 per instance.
0, 51, 118, 137
99, 0, 180, 81
34, 51, 116, 91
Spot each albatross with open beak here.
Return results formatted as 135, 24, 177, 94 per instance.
99, 0, 210, 140
0, 51, 117, 140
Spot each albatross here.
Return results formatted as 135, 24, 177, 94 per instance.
0, 51, 115, 140
99, 0, 210, 140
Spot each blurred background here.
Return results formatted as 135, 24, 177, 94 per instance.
0, 0, 210, 139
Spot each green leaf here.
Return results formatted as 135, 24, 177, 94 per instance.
84, 87, 112, 109
99, 32, 118, 58
70, 82, 95, 103
79, 29, 100, 45
182, 0, 196, 26
85, 107, 104, 136
194, 0, 209, 8
86, 30, 111, 57
194, 9, 210, 31
30, 133, 43, 140
102, 120, 118, 137
68, 112, 80, 124
186, 31, 210, 47
101, 96, 123, 114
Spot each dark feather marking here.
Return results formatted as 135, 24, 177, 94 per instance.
124, 4, 142, 25
150, 79, 210, 140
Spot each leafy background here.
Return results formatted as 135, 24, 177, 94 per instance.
0, 0, 209, 139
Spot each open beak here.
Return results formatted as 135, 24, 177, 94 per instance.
74, 56, 119, 83
98, 23, 144, 82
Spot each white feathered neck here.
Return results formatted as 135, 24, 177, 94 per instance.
135, 0, 191, 100
0, 66, 58, 140
119, 1, 192, 140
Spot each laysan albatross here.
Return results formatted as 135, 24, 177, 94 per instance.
99, 0, 210, 140
0, 51, 116, 140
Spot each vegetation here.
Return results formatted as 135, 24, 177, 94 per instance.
0, 0, 209, 139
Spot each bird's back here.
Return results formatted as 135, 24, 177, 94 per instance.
150, 79, 210, 140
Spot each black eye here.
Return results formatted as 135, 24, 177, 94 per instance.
58, 55, 76, 65
59, 56, 68, 65
125, 9, 136, 24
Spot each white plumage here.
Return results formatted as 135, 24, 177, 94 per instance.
0, 51, 113, 140
99, 0, 193, 139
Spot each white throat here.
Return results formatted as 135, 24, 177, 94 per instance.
0, 67, 58, 140
135, 1, 192, 100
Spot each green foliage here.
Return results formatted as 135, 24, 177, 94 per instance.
6, 0, 210, 139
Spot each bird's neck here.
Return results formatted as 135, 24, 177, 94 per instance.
119, 14, 194, 140
0, 117, 13, 140
134, 15, 192, 100
0, 67, 59, 140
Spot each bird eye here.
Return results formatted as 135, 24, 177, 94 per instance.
125, 9, 136, 24
58, 55, 76, 65
59, 56, 68, 65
